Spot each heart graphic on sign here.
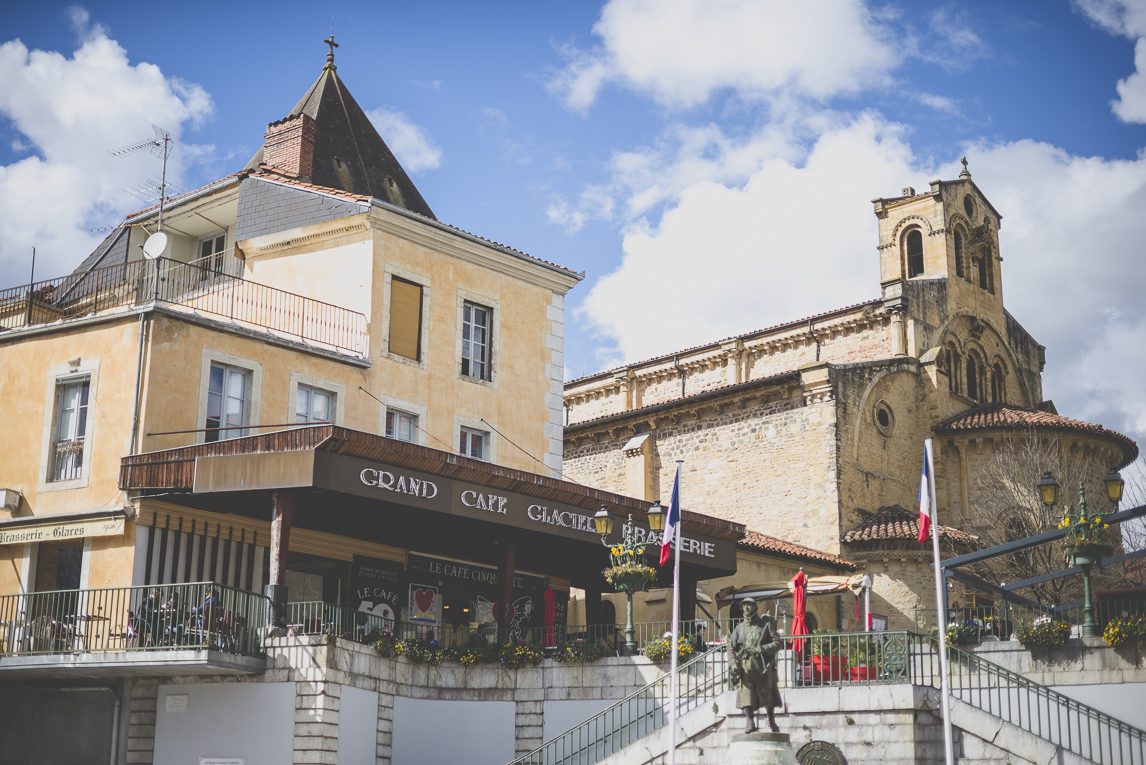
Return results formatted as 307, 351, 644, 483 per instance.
414, 588, 435, 615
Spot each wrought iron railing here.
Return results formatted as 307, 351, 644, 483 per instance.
927, 635, 1146, 765
914, 598, 1146, 637
512, 646, 730, 765
0, 257, 368, 356
0, 583, 268, 658
286, 601, 392, 644
50, 438, 85, 482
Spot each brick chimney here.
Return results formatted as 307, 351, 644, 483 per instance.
263, 113, 316, 178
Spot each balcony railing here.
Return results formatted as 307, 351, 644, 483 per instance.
0, 582, 268, 658
50, 438, 85, 482
914, 598, 1146, 638
0, 257, 369, 357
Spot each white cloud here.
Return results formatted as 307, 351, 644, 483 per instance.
1075, 0, 1146, 122
548, 0, 899, 111
574, 116, 1146, 445
0, 16, 213, 287
367, 107, 442, 173
577, 113, 927, 367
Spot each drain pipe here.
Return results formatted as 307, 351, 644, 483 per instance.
128, 312, 148, 456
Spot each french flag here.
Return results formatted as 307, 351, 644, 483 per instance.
918, 450, 932, 544
660, 463, 682, 566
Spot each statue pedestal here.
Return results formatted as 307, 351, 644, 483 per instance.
728, 732, 799, 765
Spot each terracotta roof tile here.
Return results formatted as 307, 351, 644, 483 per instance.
738, 530, 856, 570
933, 403, 1138, 468
841, 505, 980, 547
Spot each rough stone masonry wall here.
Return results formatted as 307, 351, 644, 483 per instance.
565, 305, 892, 426
564, 392, 843, 556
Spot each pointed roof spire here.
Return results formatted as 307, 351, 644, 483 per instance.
243, 39, 436, 219
323, 28, 338, 72
959, 156, 971, 179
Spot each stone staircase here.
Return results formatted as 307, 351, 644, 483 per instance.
510, 633, 1146, 765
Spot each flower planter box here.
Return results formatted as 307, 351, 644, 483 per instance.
850, 665, 873, 681
811, 655, 847, 681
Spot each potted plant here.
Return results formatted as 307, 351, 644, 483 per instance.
809, 630, 848, 681
1102, 613, 1145, 649
1015, 616, 1071, 650
848, 636, 877, 681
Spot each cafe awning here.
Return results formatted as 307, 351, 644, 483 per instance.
120, 426, 744, 583
715, 574, 870, 604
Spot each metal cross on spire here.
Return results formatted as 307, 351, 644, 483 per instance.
323, 27, 339, 71
960, 156, 971, 179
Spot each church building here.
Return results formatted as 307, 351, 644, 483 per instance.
562, 163, 1138, 630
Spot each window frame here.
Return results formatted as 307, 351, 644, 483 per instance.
375, 394, 427, 446
38, 358, 100, 493
288, 372, 345, 427
205, 363, 251, 442
196, 350, 262, 446
194, 230, 229, 273
455, 289, 500, 388
385, 408, 419, 443
459, 426, 488, 461
905, 228, 925, 278
454, 415, 497, 463
381, 265, 431, 370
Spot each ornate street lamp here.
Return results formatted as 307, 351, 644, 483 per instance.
1105, 469, 1125, 506
1058, 484, 1113, 638
647, 501, 665, 534
595, 507, 657, 657
1037, 471, 1060, 510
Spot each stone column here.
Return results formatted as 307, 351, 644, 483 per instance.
126, 678, 158, 764
376, 691, 395, 765
266, 491, 292, 630
294, 680, 340, 765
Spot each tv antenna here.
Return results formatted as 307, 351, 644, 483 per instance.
112, 125, 174, 232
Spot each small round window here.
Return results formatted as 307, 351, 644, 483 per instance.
963, 195, 976, 218
873, 400, 895, 436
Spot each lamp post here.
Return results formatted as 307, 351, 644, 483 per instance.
1043, 470, 1121, 639
594, 506, 663, 657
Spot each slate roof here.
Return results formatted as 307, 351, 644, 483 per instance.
737, 530, 856, 570
933, 403, 1138, 468
841, 505, 980, 548
243, 64, 436, 220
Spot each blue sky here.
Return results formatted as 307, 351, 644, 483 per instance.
2, 1, 1146, 478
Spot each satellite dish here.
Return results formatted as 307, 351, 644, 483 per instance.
142, 232, 168, 260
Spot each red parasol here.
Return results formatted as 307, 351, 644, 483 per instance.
542, 587, 555, 648
788, 569, 810, 654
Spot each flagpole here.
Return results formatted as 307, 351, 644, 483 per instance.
668, 460, 682, 765
925, 437, 955, 765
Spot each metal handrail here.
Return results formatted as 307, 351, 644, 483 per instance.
914, 598, 1145, 635
916, 634, 1146, 765
286, 601, 391, 644
0, 582, 269, 658
512, 647, 730, 765
0, 257, 368, 356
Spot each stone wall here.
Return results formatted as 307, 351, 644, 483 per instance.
565, 304, 891, 427
564, 388, 842, 556
123, 636, 668, 765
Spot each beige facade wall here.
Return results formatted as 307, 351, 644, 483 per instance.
0, 196, 578, 597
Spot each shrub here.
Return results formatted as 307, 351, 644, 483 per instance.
644, 635, 694, 663
500, 641, 545, 669
1015, 616, 1071, 650
552, 639, 604, 663
373, 629, 398, 657
396, 637, 445, 665
927, 623, 979, 646
1103, 613, 1145, 648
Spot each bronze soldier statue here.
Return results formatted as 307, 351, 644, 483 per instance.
727, 597, 783, 732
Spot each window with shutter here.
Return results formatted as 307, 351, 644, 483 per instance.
388, 278, 423, 361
